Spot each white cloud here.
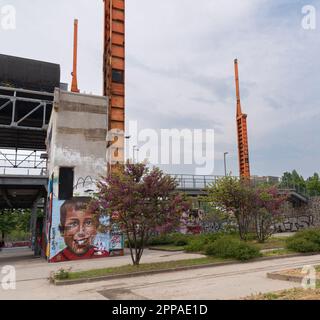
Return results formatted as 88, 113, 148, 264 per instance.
0, 0, 319, 177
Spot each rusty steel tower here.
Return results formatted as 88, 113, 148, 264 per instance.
71, 19, 80, 93
103, 0, 125, 172
234, 59, 250, 179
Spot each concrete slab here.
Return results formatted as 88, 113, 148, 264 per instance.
1, 247, 320, 300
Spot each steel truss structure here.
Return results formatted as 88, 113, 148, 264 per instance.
0, 149, 47, 173
0, 86, 53, 131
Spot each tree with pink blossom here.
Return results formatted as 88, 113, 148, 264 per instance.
91, 162, 190, 265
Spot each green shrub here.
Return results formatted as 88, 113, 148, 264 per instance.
205, 236, 261, 261
171, 233, 190, 246
147, 233, 191, 246
185, 239, 207, 252
286, 229, 320, 253
147, 234, 173, 246
185, 233, 225, 252
235, 243, 261, 261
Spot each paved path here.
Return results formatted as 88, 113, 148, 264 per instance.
0, 247, 319, 300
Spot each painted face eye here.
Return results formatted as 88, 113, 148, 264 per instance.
84, 219, 93, 227
66, 221, 79, 229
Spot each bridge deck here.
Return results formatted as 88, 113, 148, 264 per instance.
0, 174, 48, 209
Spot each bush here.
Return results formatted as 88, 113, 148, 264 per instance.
147, 233, 191, 246
147, 234, 173, 246
185, 233, 224, 253
205, 236, 261, 261
171, 233, 190, 246
185, 239, 207, 253
286, 229, 320, 253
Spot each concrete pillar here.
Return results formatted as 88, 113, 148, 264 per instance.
30, 200, 38, 252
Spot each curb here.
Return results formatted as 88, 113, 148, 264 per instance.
267, 272, 303, 283
52, 252, 318, 286
148, 247, 185, 252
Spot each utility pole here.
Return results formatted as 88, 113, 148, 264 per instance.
224, 152, 228, 176
133, 146, 139, 164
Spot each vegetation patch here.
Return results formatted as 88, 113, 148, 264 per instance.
286, 229, 320, 253
246, 287, 320, 300
204, 236, 262, 261
55, 257, 228, 281
261, 248, 293, 257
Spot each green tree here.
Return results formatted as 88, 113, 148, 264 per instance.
205, 176, 256, 240
306, 173, 320, 196
280, 170, 306, 194
0, 210, 18, 241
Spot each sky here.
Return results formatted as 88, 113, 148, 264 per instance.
0, 0, 319, 178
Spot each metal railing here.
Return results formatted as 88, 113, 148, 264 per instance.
170, 174, 237, 190
0, 149, 47, 175
170, 174, 318, 198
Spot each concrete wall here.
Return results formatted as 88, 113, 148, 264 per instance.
47, 89, 108, 195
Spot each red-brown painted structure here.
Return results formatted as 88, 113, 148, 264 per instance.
103, 0, 125, 171
71, 19, 80, 93
234, 59, 250, 179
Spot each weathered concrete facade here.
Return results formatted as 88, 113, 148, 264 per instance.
45, 90, 124, 263
47, 89, 108, 195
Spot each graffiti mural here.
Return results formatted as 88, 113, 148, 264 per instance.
48, 197, 124, 262
181, 209, 237, 234
273, 215, 314, 233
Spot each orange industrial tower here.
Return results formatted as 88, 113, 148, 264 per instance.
234, 59, 251, 179
103, 0, 125, 172
71, 19, 80, 93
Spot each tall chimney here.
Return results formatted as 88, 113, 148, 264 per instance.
71, 19, 80, 93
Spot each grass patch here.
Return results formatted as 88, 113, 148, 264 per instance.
246, 287, 320, 300
251, 237, 287, 250
58, 257, 228, 281
262, 248, 294, 257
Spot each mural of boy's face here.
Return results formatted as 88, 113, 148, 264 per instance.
62, 208, 97, 255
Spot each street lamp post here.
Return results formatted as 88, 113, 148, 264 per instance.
224, 152, 229, 176
124, 135, 131, 163
133, 146, 139, 164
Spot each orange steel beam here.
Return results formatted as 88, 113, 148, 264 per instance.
234, 59, 250, 179
71, 19, 80, 93
103, 0, 125, 172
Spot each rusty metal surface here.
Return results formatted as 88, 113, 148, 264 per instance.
71, 19, 80, 93
104, 0, 125, 170
234, 59, 251, 179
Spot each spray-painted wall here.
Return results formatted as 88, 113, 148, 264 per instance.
45, 89, 124, 263
273, 197, 320, 232
182, 197, 320, 235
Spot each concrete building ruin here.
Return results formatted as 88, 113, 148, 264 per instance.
0, 54, 124, 262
